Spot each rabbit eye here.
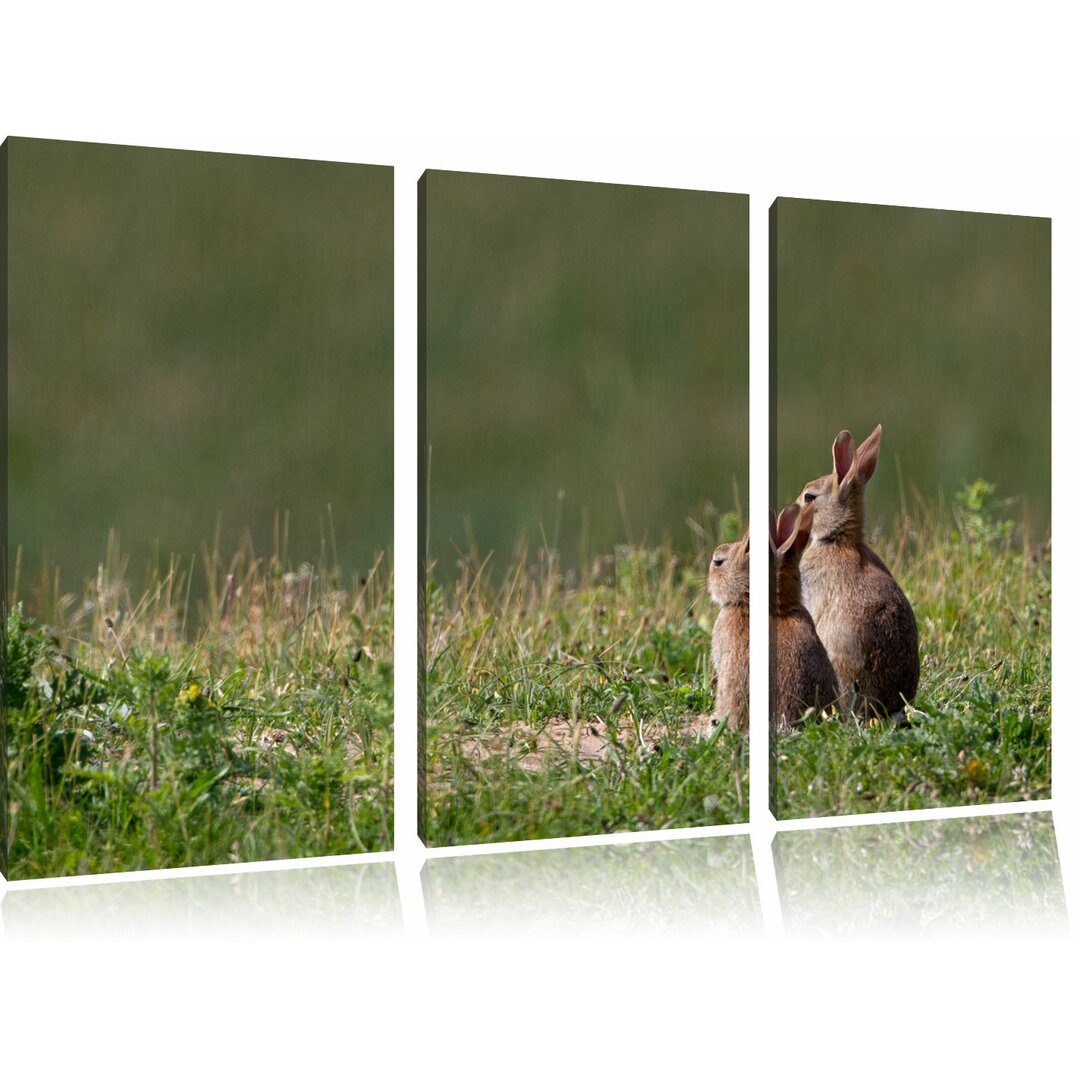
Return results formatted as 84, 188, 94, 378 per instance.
712, 556, 725, 568
804, 491, 818, 503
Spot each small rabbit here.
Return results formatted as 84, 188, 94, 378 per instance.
708, 530, 749, 732
797, 424, 919, 716
770, 503, 839, 727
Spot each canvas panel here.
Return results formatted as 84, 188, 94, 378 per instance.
2, 138, 394, 878
420, 169, 749, 845
769, 197, 1050, 819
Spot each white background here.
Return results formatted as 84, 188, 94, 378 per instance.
1, 4, 1076, 1074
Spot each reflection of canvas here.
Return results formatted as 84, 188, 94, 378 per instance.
775, 813, 1066, 935
3, 862, 403, 938
423, 836, 761, 937
420, 170, 749, 845
2, 138, 394, 879
770, 197, 1050, 819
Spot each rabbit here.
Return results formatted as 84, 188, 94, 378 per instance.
708, 529, 749, 732
796, 424, 919, 717
770, 503, 840, 727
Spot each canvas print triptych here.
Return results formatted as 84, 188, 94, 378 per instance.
1, 137, 1051, 882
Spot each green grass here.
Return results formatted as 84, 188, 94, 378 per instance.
3, 537, 393, 879
773, 482, 1051, 818
422, 507, 749, 845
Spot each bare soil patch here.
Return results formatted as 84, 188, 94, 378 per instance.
456, 711, 721, 773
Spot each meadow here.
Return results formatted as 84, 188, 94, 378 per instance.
3, 536, 393, 879
421, 479, 1049, 842
772, 481, 1050, 817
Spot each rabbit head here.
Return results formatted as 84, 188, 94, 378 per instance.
708, 530, 750, 607
797, 424, 881, 544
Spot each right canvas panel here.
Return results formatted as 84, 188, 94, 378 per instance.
769, 197, 1050, 819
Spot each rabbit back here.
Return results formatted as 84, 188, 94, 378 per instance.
770, 503, 840, 727
801, 541, 918, 715
708, 533, 749, 732
772, 607, 839, 727
712, 605, 749, 732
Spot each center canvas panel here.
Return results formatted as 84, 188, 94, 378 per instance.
420, 170, 749, 845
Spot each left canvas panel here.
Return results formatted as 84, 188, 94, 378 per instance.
1, 137, 393, 879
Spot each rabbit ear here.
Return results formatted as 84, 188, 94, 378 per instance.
737, 529, 751, 558
777, 503, 811, 555
853, 424, 882, 484
792, 502, 815, 553
832, 430, 854, 481
775, 503, 800, 549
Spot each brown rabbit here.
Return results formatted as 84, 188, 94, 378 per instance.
770, 503, 839, 727
708, 530, 749, 732
797, 425, 919, 716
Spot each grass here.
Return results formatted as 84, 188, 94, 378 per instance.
422, 481, 1049, 842
773, 481, 1051, 818
422, 506, 749, 845
3, 534, 393, 879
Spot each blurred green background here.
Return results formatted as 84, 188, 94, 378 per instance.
423, 170, 748, 575
6, 138, 393, 604
772, 197, 1050, 536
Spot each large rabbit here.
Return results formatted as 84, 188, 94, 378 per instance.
797, 425, 919, 716
770, 503, 839, 726
708, 530, 749, 732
